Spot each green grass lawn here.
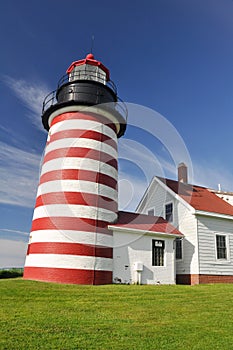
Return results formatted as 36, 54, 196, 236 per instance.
0, 280, 233, 349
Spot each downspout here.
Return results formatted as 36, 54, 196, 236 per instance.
196, 216, 200, 285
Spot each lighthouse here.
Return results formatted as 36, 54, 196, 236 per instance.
24, 53, 127, 284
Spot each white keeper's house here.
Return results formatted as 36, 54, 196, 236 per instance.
110, 211, 183, 285
136, 163, 233, 285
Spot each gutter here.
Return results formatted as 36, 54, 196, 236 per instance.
108, 225, 183, 238
194, 210, 233, 221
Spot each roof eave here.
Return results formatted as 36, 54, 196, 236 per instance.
194, 210, 233, 220
155, 177, 195, 212
108, 225, 183, 238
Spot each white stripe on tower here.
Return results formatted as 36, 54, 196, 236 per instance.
49, 119, 117, 138
24, 110, 119, 284
37, 180, 118, 201
25, 255, 113, 271
29, 230, 113, 246
41, 158, 118, 179
44, 138, 117, 158
32, 204, 117, 222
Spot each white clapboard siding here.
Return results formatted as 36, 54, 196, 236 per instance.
137, 176, 199, 276
137, 178, 178, 227
197, 215, 233, 275
112, 230, 176, 285
176, 202, 199, 275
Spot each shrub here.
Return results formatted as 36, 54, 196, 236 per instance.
0, 268, 23, 279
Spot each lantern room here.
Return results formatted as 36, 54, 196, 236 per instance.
41, 53, 127, 137
66, 53, 110, 85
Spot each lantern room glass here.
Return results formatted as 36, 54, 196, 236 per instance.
68, 64, 107, 85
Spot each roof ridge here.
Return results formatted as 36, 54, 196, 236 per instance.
156, 176, 233, 216
157, 176, 207, 189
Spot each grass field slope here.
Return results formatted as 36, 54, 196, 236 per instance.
0, 280, 233, 349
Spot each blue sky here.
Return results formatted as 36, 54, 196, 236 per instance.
1, 0, 233, 267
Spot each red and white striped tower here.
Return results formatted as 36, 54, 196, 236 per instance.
24, 54, 126, 284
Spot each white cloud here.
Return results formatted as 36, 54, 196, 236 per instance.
118, 137, 233, 210
0, 228, 29, 243
119, 138, 175, 179
124, 103, 193, 170
118, 171, 149, 211
3, 75, 50, 131
0, 141, 42, 207
118, 138, 179, 211
0, 228, 28, 235
193, 161, 233, 192
0, 239, 27, 268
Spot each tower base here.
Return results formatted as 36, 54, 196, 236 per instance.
24, 267, 112, 285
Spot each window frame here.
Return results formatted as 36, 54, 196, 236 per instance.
165, 202, 173, 223
152, 239, 165, 266
175, 237, 183, 260
215, 234, 229, 262
147, 208, 155, 216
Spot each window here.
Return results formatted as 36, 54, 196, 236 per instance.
148, 208, 154, 216
216, 235, 227, 260
176, 238, 182, 260
165, 203, 173, 222
152, 240, 165, 266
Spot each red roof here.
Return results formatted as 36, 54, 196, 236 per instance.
158, 177, 233, 216
109, 211, 182, 236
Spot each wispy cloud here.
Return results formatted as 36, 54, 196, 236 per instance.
193, 161, 233, 192
118, 171, 149, 211
3, 75, 50, 131
118, 137, 233, 210
118, 138, 179, 211
0, 141, 42, 207
119, 139, 175, 179
0, 228, 28, 235
118, 138, 181, 211
0, 228, 29, 242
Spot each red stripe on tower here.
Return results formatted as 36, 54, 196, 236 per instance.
27, 242, 113, 258
35, 192, 117, 212
24, 267, 112, 285
40, 169, 117, 189
49, 129, 117, 149
24, 53, 126, 284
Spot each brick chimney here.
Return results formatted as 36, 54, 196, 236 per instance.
178, 162, 188, 183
